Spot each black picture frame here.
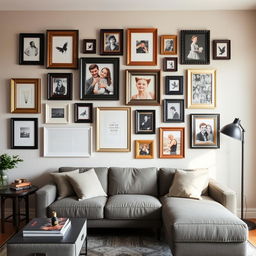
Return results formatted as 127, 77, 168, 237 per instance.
11, 118, 38, 149
79, 57, 119, 100
83, 39, 96, 54
165, 76, 183, 95
180, 30, 210, 65
74, 103, 93, 123
135, 110, 156, 134
163, 57, 178, 72
47, 73, 72, 100
19, 33, 44, 65
163, 99, 184, 123
213, 40, 231, 60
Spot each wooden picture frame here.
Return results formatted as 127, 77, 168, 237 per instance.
163, 99, 184, 123
160, 35, 177, 55
135, 140, 154, 159
163, 57, 178, 72
135, 110, 156, 134
165, 76, 183, 95
83, 39, 96, 54
213, 40, 231, 60
100, 29, 123, 55
45, 103, 70, 124
74, 103, 93, 123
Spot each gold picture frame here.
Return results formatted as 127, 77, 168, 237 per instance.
160, 35, 177, 55
135, 140, 154, 159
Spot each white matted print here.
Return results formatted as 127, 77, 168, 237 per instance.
52, 36, 73, 64
45, 103, 70, 124
23, 38, 40, 61
16, 83, 35, 109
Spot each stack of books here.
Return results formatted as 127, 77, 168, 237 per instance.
10, 181, 32, 190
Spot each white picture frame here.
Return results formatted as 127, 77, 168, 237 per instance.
45, 103, 70, 124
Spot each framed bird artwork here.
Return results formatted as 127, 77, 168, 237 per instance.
212, 40, 231, 60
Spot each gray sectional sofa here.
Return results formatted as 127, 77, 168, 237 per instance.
36, 167, 248, 256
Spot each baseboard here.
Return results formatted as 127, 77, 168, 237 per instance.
237, 208, 256, 219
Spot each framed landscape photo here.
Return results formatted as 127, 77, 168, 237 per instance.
163, 57, 178, 72
135, 110, 155, 134
163, 99, 184, 123
47, 30, 78, 69
180, 30, 210, 65
165, 76, 183, 95
19, 33, 44, 65
74, 103, 93, 123
45, 103, 70, 124
127, 28, 157, 66
100, 29, 123, 55
160, 35, 177, 55
213, 40, 231, 60
190, 114, 220, 149
83, 39, 96, 54
135, 140, 154, 159
80, 57, 119, 100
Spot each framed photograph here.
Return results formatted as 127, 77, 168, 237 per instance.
160, 35, 177, 55
163, 57, 178, 72
135, 110, 155, 134
47, 30, 78, 69
83, 39, 96, 54
187, 69, 216, 109
10, 78, 41, 113
213, 40, 231, 60
126, 69, 161, 105
19, 33, 44, 65
126, 28, 157, 66
45, 103, 70, 124
165, 76, 183, 95
180, 30, 210, 65
96, 107, 131, 152
80, 57, 119, 100
163, 99, 184, 123
100, 29, 123, 55
190, 114, 220, 148
11, 118, 38, 149
44, 127, 92, 157
159, 127, 185, 159
74, 103, 93, 123
47, 73, 72, 100
135, 140, 154, 159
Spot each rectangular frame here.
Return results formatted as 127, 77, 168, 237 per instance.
135, 109, 155, 134
163, 57, 178, 72
165, 76, 183, 95
135, 140, 154, 159
74, 103, 93, 123
160, 35, 177, 55
163, 99, 184, 123
83, 39, 96, 54
100, 29, 123, 55
45, 103, 70, 124
213, 40, 231, 60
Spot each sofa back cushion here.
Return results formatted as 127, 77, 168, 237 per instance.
108, 167, 158, 196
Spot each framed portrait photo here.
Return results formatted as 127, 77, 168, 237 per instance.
135, 110, 155, 134
135, 140, 154, 159
80, 57, 119, 100
187, 69, 216, 109
213, 40, 231, 60
160, 35, 177, 55
47, 73, 72, 100
11, 118, 38, 149
45, 103, 70, 124
159, 127, 185, 159
83, 39, 96, 54
165, 76, 183, 95
74, 103, 93, 123
163, 99, 184, 123
163, 57, 178, 72
47, 30, 78, 69
126, 69, 161, 105
19, 33, 44, 65
180, 30, 210, 65
100, 29, 123, 55
127, 28, 157, 66
190, 114, 220, 149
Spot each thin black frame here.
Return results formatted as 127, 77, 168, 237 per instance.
163, 57, 178, 72
135, 110, 156, 134
163, 99, 184, 123
74, 103, 93, 123
83, 39, 96, 54
165, 76, 183, 95
212, 40, 231, 60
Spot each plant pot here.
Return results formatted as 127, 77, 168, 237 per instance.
0, 170, 9, 189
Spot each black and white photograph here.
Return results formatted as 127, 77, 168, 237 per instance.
160, 35, 177, 55
45, 103, 70, 124
20, 127, 30, 138
163, 57, 178, 72
135, 110, 155, 134
74, 103, 93, 123
83, 39, 96, 54
100, 29, 123, 55
213, 40, 231, 60
164, 99, 184, 123
51, 108, 64, 118
165, 76, 183, 95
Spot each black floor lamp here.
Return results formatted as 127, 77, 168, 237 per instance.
221, 118, 256, 230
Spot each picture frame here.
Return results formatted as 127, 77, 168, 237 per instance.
19, 33, 44, 65
135, 110, 155, 134
163, 99, 184, 123
45, 103, 70, 124
47, 73, 72, 100
96, 107, 131, 152
213, 40, 231, 60
160, 35, 177, 55
100, 29, 123, 55
159, 127, 185, 159
180, 30, 210, 65
83, 39, 96, 54
80, 57, 119, 100
163, 57, 178, 72
74, 103, 93, 123
126, 69, 161, 105
165, 76, 183, 95
11, 118, 38, 149
126, 28, 157, 66
10, 78, 41, 113
47, 30, 78, 69
135, 140, 154, 159
187, 69, 216, 109
190, 114, 220, 149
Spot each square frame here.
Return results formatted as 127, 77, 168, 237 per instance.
135, 140, 154, 159
135, 110, 156, 134
74, 103, 93, 123
45, 103, 70, 124
163, 99, 184, 123
165, 76, 183, 95
163, 57, 178, 72
83, 39, 96, 54
160, 35, 177, 55
100, 29, 123, 55
213, 40, 231, 60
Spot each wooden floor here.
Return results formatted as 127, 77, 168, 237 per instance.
249, 219, 256, 246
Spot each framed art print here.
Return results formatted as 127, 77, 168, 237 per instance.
165, 76, 183, 95
160, 35, 177, 55
127, 28, 157, 66
135, 140, 154, 159
47, 30, 78, 69
163, 99, 184, 123
135, 110, 155, 134
163, 57, 178, 72
213, 40, 231, 60
74, 103, 93, 123
83, 39, 96, 54
45, 103, 70, 124
100, 29, 123, 55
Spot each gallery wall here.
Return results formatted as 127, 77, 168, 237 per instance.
0, 10, 255, 216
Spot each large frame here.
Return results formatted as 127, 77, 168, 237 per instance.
135, 140, 154, 159
163, 99, 184, 123
213, 40, 231, 60
160, 35, 177, 55
45, 103, 70, 124
135, 110, 155, 134
100, 29, 123, 55
74, 103, 93, 123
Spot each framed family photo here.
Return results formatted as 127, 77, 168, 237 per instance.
45, 103, 70, 124
135, 110, 155, 134
83, 39, 96, 54
100, 29, 123, 55
163, 99, 184, 123
160, 35, 177, 55
165, 76, 183, 95
127, 28, 157, 66
135, 140, 154, 159
213, 40, 231, 60
80, 57, 119, 100
74, 103, 93, 123
163, 57, 178, 72
190, 114, 220, 148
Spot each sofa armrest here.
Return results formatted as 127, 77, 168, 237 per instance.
35, 184, 57, 217
208, 179, 237, 214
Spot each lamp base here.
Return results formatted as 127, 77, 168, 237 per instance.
242, 219, 256, 230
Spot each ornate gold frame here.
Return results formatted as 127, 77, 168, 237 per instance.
135, 140, 154, 159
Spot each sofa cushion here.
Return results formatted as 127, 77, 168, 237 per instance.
105, 195, 162, 220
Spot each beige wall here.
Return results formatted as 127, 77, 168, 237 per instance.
0, 11, 255, 216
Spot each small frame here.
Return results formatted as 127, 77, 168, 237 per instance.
10, 78, 41, 113
160, 35, 177, 55
127, 28, 157, 66
190, 114, 220, 149
47, 30, 78, 69
165, 76, 183, 95
80, 57, 119, 100
19, 33, 44, 65
159, 127, 185, 159
83, 39, 96, 54
163, 99, 184, 123
45, 103, 70, 124
187, 69, 216, 109
11, 118, 38, 149
100, 29, 123, 55
135, 110, 155, 134
213, 40, 231, 60
126, 69, 161, 105
74, 103, 93, 123
180, 30, 210, 65
135, 140, 154, 159
163, 57, 178, 72
47, 73, 72, 100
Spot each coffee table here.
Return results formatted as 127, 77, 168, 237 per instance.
7, 218, 87, 256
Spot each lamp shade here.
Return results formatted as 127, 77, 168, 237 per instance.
220, 118, 243, 141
